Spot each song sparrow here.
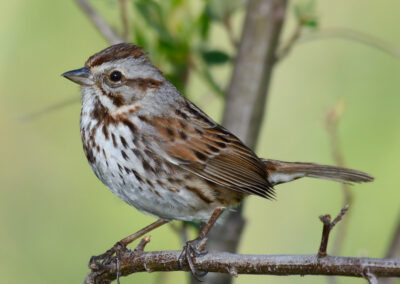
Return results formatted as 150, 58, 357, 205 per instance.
62, 43, 373, 271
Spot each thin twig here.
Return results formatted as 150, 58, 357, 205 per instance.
18, 96, 80, 122
119, 0, 131, 42
325, 100, 353, 255
275, 21, 302, 62
318, 205, 350, 257
75, 0, 123, 44
299, 27, 400, 59
223, 16, 239, 49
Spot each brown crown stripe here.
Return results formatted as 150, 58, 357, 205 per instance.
85, 43, 145, 67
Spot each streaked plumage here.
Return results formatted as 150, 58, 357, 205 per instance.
63, 43, 373, 223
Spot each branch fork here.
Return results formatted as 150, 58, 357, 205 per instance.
318, 205, 349, 257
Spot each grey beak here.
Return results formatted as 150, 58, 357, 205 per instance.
61, 66, 94, 86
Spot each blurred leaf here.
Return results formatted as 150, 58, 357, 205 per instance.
198, 11, 211, 39
133, 25, 148, 49
303, 18, 318, 28
205, 0, 245, 22
294, 0, 319, 29
201, 50, 231, 65
134, 0, 172, 41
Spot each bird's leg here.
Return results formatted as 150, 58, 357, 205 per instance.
90, 218, 169, 267
179, 207, 225, 279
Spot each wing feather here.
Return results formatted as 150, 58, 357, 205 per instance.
149, 103, 274, 199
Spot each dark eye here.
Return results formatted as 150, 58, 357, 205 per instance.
109, 71, 122, 82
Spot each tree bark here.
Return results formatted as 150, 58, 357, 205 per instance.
201, 1, 287, 283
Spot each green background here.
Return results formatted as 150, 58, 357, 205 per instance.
1, 0, 399, 283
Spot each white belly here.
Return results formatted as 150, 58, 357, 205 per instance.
81, 119, 216, 222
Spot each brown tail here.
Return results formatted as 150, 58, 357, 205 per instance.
262, 159, 374, 186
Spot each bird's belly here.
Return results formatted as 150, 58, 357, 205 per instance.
94, 160, 218, 221
82, 123, 225, 222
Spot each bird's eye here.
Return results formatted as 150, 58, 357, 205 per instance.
109, 71, 122, 82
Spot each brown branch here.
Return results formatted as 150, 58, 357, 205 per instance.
84, 207, 400, 283
206, 1, 288, 283
206, 1, 288, 284
75, 0, 123, 44
318, 205, 349, 257
83, 249, 400, 284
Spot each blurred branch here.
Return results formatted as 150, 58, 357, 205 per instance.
277, 26, 400, 63
204, 1, 288, 284
18, 96, 80, 122
119, 0, 131, 42
83, 207, 400, 283
386, 213, 400, 259
382, 212, 400, 284
299, 27, 400, 59
223, 16, 239, 49
75, 0, 123, 44
275, 22, 301, 62
325, 100, 353, 256
222, 0, 287, 147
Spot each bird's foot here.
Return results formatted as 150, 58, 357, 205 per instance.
179, 237, 209, 280
89, 242, 128, 270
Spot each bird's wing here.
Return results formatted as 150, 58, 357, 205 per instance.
150, 101, 274, 199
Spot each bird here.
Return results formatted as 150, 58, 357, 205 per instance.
62, 43, 373, 272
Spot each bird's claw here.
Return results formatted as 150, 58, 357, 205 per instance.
88, 242, 127, 270
179, 237, 209, 280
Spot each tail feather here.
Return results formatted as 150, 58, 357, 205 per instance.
262, 159, 374, 186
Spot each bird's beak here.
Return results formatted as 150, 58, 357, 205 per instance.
61, 66, 94, 86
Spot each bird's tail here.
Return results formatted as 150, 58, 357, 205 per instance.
262, 159, 374, 186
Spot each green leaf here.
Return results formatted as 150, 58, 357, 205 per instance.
198, 11, 211, 39
303, 18, 318, 28
201, 50, 231, 65
133, 25, 148, 49
134, 0, 172, 41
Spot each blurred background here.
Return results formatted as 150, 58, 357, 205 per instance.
1, 0, 399, 283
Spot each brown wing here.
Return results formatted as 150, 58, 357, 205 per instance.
150, 101, 274, 199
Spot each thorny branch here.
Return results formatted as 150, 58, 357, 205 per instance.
75, 0, 123, 44
83, 207, 400, 283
